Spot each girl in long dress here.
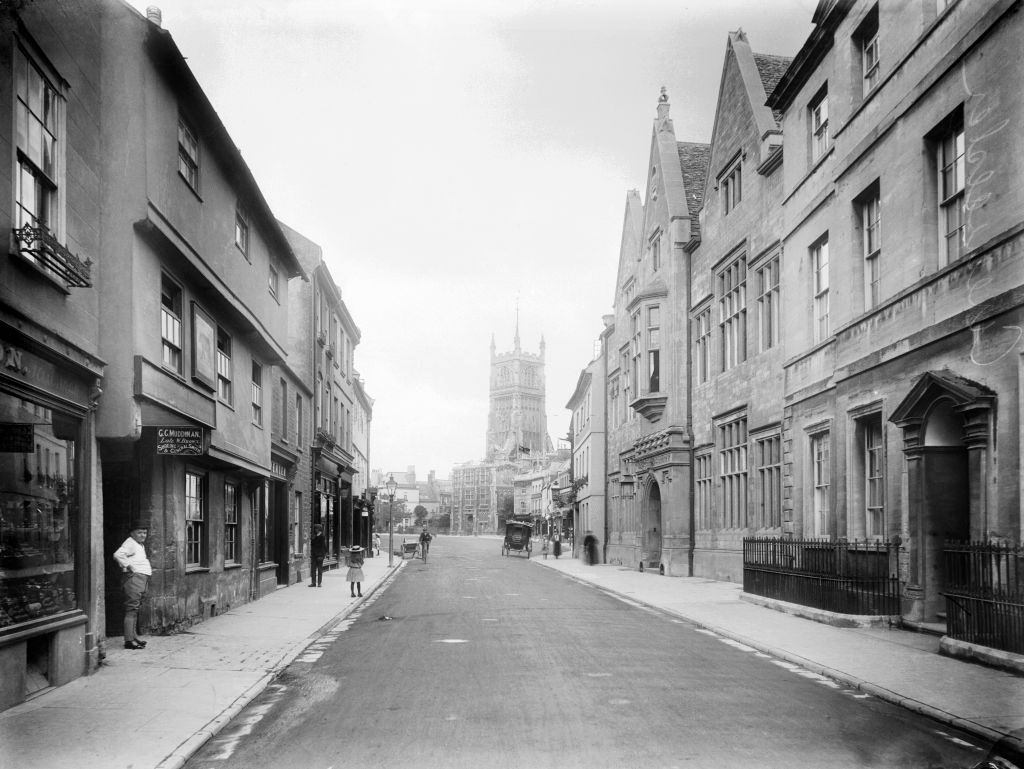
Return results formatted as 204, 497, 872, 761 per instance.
346, 546, 365, 597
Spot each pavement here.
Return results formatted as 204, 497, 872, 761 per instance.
2, 538, 1022, 769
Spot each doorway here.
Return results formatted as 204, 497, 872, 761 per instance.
642, 481, 663, 569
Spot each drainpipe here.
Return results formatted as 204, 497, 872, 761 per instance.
682, 230, 696, 577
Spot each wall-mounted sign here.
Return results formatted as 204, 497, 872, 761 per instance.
0, 423, 34, 452
156, 427, 204, 455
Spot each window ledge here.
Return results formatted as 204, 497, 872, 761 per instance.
629, 393, 668, 422
8, 247, 72, 295
223, 562, 243, 571
185, 566, 210, 574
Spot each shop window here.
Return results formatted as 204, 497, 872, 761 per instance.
161, 274, 183, 374
185, 470, 206, 568
224, 481, 239, 564
0, 393, 80, 628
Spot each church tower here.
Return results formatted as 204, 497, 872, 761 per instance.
486, 318, 551, 461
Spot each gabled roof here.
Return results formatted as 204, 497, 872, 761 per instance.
676, 142, 711, 220
753, 53, 794, 121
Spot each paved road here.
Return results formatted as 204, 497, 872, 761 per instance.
185, 536, 992, 769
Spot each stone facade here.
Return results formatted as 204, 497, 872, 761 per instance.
486, 329, 551, 461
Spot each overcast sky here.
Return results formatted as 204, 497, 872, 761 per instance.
126, 0, 815, 480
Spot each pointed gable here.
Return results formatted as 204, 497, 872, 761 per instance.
612, 189, 644, 309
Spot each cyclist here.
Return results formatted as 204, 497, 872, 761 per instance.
418, 526, 432, 562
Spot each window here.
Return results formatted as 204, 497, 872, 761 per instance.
650, 232, 662, 271
647, 305, 660, 393
755, 433, 781, 529
293, 491, 303, 554
178, 117, 199, 190
216, 327, 232, 405
161, 275, 183, 374
224, 481, 239, 564
235, 210, 249, 258
756, 256, 780, 351
858, 7, 880, 94
185, 470, 206, 568
810, 431, 831, 537
630, 312, 641, 394
14, 49, 61, 250
276, 378, 288, 439
809, 88, 830, 161
862, 190, 882, 308
695, 452, 713, 529
268, 262, 279, 300
718, 416, 748, 528
251, 360, 263, 427
811, 236, 830, 343
860, 414, 885, 538
722, 161, 742, 214
937, 114, 965, 264
695, 309, 711, 383
296, 394, 303, 446
719, 256, 747, 370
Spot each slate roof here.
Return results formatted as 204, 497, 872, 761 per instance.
676, 141, 712, 221
753, 52, 794, 121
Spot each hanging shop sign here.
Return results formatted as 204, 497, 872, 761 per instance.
156, 426, 204, 455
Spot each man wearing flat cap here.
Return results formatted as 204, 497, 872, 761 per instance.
113, 523, 152, 650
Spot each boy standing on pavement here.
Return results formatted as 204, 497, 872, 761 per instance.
309, 524, 327, 587
113, 523, 151, 650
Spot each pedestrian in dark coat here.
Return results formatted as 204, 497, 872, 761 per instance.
346, 546, 365, 597
583, 530, 598, 565
309, 524, 327, 587
553, 536, 562, 559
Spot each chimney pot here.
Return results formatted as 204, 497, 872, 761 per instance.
146, 6, 162, 27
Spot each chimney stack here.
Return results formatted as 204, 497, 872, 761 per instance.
146, 6, 162, 27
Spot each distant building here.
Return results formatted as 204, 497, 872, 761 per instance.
566, 350, 607, 561
486, 325, 551, 461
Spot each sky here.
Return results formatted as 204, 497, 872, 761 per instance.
126, 0, 815, 480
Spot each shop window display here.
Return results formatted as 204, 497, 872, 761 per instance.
0, 393, 79, 630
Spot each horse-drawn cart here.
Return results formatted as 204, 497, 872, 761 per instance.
501, 520, 533, 558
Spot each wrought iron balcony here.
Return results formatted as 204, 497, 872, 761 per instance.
12, 223, 93, 287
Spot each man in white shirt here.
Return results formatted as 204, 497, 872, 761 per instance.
112, 524, 152, 650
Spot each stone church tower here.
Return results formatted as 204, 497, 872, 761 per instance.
486, 321, 551, 461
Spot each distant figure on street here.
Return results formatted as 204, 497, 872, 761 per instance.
346, 546, 365, 597
553, 536, 562, 559
373, 532, 381, 557
541, 537, 549, 559
419, 526, 432, 561
112, 522, 151, 650
583, 530, 598, 565
309, 524, 327, 587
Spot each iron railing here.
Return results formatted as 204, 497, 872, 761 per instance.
944, 540, 1024, 655
743, 537, 902, 615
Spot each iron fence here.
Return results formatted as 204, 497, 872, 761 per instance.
743, 537, 902, 615
944, 540, 1024, 655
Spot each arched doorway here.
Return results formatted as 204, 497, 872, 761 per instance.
642, 479, 663, 570
890, 371, 994, 624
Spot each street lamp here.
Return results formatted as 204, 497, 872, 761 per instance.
385, 473, 398, 567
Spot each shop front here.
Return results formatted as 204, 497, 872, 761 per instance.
0, 335, 103, 711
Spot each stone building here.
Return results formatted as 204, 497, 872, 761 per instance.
279, 222, 365, 568
486, 327, 551, 461
0, 0, 105, 710
603, 92, 710, 575
688, 32, 791, 582
767, 0, 1023, 630
94, 3, 305, 633
566, 350, 606, 561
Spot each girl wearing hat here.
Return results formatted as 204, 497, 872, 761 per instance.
345, 545, 365, 597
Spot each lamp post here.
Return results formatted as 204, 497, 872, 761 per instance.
385, 473, 398, 567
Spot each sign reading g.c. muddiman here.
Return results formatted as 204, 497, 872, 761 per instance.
156, 427, 204, 455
